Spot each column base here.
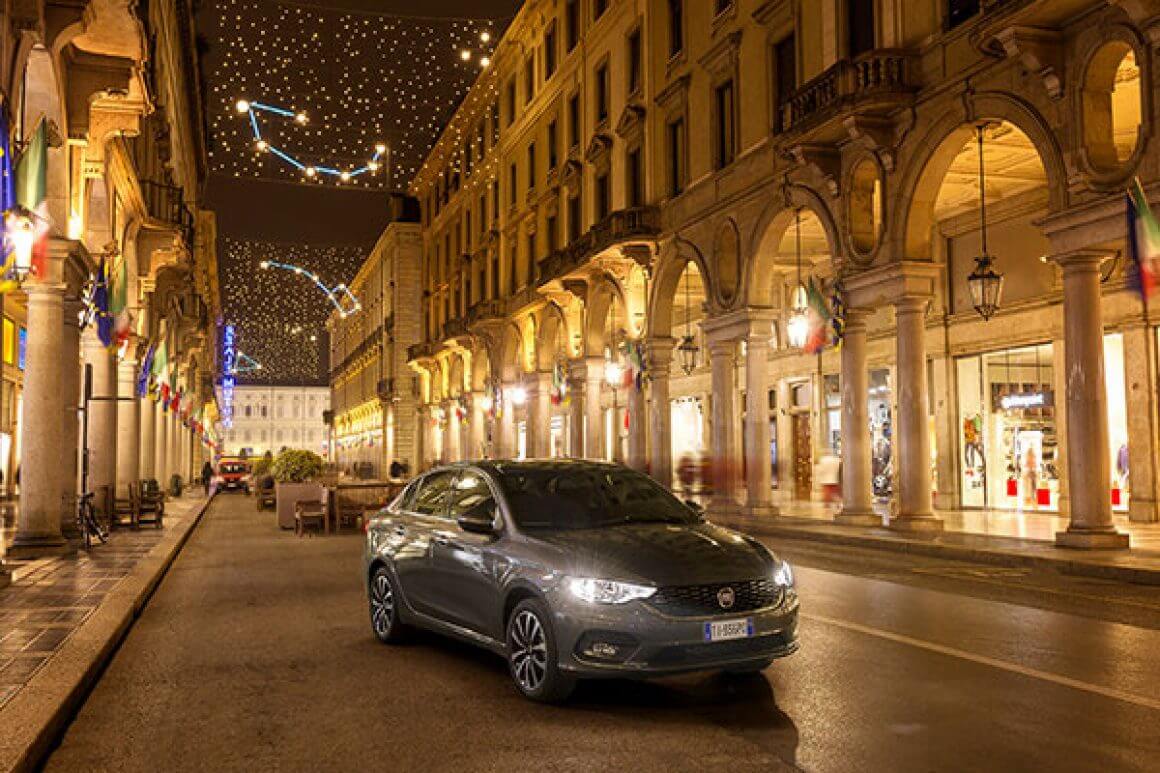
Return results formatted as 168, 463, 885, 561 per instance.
835, 509, 883, 527
1055, 527, 1130, 549
8, 532, 69, 559
888, 515, 944, 533
744, 502, 779, 517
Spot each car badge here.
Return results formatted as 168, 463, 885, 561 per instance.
717, 586, 735, 609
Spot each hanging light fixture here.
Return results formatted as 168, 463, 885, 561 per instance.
676, 263, 699, 376
4, 205, 37, 282
786, 208, 810, 349
967, 123, 1004, 321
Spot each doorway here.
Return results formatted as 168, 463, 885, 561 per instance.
792, 413, 812, 501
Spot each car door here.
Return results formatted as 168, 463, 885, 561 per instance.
427, 469, 507, 638
391, 470, 456, 617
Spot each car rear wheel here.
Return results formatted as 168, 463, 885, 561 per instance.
369, 567, 407, 643
506, 599, 575, 703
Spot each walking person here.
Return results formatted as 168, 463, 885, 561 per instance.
201, 460, 215, 496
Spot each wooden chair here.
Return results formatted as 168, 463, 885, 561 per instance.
255, 478, 276, 511
110, 483, 140, 530
295, 495, 326, 537
137, 479, 165, 528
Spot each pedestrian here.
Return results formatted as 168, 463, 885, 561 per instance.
201, 460, 214, 496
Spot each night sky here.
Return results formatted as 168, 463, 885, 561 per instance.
203, 0, 520, 385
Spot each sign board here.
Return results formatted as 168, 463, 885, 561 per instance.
221, 324, 236, 428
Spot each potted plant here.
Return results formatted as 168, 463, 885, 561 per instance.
272, 449, 325, 529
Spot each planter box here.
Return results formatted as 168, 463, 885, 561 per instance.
276, 482, 325, 529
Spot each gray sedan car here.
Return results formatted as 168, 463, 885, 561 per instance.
363, 460, 799, 702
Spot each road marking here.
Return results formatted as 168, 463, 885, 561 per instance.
802, 611, 1160, 712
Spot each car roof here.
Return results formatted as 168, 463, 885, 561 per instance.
431, 459, 624, 476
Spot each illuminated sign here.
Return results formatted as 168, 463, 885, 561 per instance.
999, 391, 1052, 410
221, 324, 237, 428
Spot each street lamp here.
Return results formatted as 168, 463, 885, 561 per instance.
968, 123, 1004, 321
510, 386, 527, 406
677, 263, 699, 376
603, 358, 623, 387
4, 206, 37, 282
786, 207, 810, 349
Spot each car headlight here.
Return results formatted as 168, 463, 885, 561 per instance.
773, 561, 794, 588
567, 577, 656, 605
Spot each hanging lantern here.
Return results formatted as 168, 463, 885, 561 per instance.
787, 207, 810, 349
677, 334, 699, 376
969, 123, 1004, 320
5, 206, 37, 282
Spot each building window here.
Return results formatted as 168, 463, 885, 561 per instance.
490, 102, 500, 144
547, 119, 559, 169
527, 142, 536, 191
245, 405, 252, 418
505, 79, 516, 127
526, 231, 537, 285
525, 56, 536, 102
668, 0, 684, 59
569, 93, 581, 150
479, 192, 488, 233
545, 23, 557, 79
595, 171, 611, 219
491, 253, 500, 297
568, 190, 582, 242
714, 79, 737, 169
848, 0, 875, 57
627, 28, 642, 96
773, 35, 796, 133
626, 146, 643, 207
566, 0, 579, 51
509, 162, 518, 206
546, 214, 558, 254
595, 61, 610, 123
667, 117, 686, 196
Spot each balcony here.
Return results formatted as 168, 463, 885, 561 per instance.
140, 179, 196, 245
466, 299, 505, 326
779, 50, 917, 141
407, 341, 437, 362
537, 206, 660, 287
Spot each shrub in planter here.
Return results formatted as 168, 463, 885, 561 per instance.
271, 449, 324, 483
251, 451, 274, 479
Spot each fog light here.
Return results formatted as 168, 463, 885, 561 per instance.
586, 642, 619, 659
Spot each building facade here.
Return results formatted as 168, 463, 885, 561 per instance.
328, 207, 425, 478
220, 385, 330, 459
406, 0, 1160, 550
0, 0, 217, 575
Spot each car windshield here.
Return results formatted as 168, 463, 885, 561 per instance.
497, 466, 698, 530
221, 464, 247, 474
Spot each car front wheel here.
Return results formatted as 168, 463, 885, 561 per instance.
506, 598, 575, 703
369, 567, 407, 643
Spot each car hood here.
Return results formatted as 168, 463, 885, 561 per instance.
526, 521, 776, 587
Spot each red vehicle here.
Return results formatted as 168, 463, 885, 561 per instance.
217, 458, 252, 493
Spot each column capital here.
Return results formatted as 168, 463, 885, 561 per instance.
842, 306, 873, 331
843, 260, 938, 309
894, 296, 930, 315
645, 336, 675, 371
1049, 249, 1113, 273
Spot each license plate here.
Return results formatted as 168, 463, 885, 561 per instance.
704, 618, 754, 642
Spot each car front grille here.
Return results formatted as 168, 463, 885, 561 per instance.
647, 579, 783, 617
648, 631, 796, 668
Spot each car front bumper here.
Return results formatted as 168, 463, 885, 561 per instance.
550, 590, 800, 677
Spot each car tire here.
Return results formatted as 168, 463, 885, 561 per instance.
722, 658, 773, 676
368, 567, 407, 644
506, 598, 575, 703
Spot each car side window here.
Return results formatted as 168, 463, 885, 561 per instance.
392, 479, 421, 513
412, 471, 456, 517
448, 471, 495, 519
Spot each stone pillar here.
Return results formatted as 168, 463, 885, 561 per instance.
837, 308, 878, 525
568, 361, 586, 458
584, 357, 604, 459
626, 372, 647, 471
499, 386, 516, 459
469, 392, 487, 459
707, 336, 740, 512
1054, 251, 1129, 547
1051, 337, 1070, 517
744, 320, 776, 515
890, 297, 942, 531
445, 400, 461, 461
1123, 323, 1160, 523
140, 390, 155, 480
60, 296, 83, 546
10, 282, 68, 556
154, 398, 168, 484
83, 328, 117, 513
647, 338, 674, 487
116, 356, 140, 498
527, 373, 551, 459
163, 406, 176, 486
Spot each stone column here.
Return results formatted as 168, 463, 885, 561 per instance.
154, 398, 167, 484
744, 319, 777, 515
445, 400, 461, 461
163, 405, 176, 486
837, 308, 878, 524
568, 361, 586, 457
10, 282, 68, 556
647, 338, 674, 487
626, 372, 647, 471
469, 392, 486, 459
116, 356, 140, 498
708, 336, 740, 512
60, 296, 83, 545
1054, 251, 1129, 547
584, 357, 604, 459
83, 328, 117, 513
1123, 323, 1160, 523
498, 386, 516, 459
140, 389, 155, 480
527, 373, 551, 459
890, 297, 941, 531
1051, 337, 1070, 517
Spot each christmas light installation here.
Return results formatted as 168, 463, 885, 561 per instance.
258, 259, 362, 318
236, 98, 389, 184
231, 350, 263, 375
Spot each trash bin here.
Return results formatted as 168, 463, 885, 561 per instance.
169, 474, 184, 498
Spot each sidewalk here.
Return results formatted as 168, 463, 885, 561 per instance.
713, 503, 1160, 586
0, 493, 212, 773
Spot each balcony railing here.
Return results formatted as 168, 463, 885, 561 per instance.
537, 206, 660, 286
466, 298, 505, 325
140, 179, 196, 244
780, 49, 916, 134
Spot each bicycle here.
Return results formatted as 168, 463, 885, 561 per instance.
76, 491, 108, 550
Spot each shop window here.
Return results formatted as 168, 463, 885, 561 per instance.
1082, 42, 1142, 173
2, 318, 14, 365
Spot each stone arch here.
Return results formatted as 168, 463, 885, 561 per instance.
1075, 22, 1150, 186
499, 322, 523, 381
713, 218, 742, 308
649, 237, 714, 339
536, 303, 568, 371
16, 44, 70, 231
893, 92, 1067, 261
583, 275, 629, 357
746, 185, 842, 308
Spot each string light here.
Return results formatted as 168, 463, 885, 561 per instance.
259, 259, 362, 317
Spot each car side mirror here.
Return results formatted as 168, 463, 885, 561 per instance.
685, 500, 707, 521
457, 500, 499, 535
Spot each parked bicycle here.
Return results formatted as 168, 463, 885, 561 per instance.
76, 491, 108, 549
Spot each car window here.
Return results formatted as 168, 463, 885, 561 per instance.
497, 467, 696, 530
392, 478, 420, 512
448, 471, 495, 519
412, 471, 456, 517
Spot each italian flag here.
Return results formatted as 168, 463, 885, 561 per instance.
802, 278, 833, 355
14, 119, 49, 279
151, 339, 168, 404
109, 252, 132, 348
1127, 178, 1160, 300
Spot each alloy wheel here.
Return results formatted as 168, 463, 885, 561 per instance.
509, 610, 548, 693
370, 572, 395, 639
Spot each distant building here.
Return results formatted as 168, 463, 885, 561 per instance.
220, 386, 331, 460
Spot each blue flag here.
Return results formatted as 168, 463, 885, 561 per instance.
137, 342, 155, 397
94, 258, 112, 347
0, 108, 15, 214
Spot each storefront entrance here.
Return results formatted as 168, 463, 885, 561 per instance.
792, 413, 811, 501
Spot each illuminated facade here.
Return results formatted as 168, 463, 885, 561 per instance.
221, 386, 330, 460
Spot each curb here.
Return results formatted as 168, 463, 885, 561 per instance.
716, 517, 1160, 587
0, 495, 215, 773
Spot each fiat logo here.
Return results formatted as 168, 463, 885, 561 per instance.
717, 586, 736, 609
